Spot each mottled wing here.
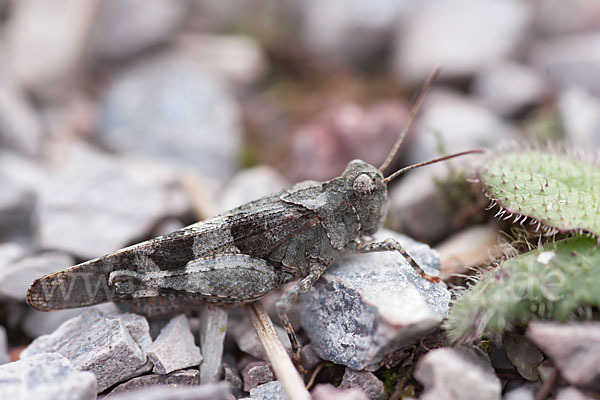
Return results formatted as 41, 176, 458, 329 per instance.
27, 193, 319, 311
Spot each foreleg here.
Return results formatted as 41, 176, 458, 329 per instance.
350, 238, 440, 283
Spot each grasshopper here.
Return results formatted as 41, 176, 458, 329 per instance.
26, 70, 482, 370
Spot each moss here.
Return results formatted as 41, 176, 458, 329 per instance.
378, 369, 399, 392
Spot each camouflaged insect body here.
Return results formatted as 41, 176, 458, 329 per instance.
26, 160, 388, 316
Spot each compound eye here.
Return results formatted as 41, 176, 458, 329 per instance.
353, 173, 375, 195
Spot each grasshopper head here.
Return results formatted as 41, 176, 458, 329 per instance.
338, 68, 483, 238
342, 159, 388, 236
341, 148, 484, 236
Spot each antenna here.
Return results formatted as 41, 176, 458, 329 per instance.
378, 67, 441, 173
383, 149, 484, 183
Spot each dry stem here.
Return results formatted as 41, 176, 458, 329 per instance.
246, 302, 310, 400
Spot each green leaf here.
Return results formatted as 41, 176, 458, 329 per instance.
480, 151, 600, 236
445, 236, 600, 342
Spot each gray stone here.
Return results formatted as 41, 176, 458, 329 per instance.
387, 164, 453, 245
455, 344, 495, 370
117, 313, 154, 376
0, 352, 97, 400
5, 0, 100, 98
0, 75, 43, 156
117, 313, 153, 351
312, 384, 369, 400
0, 150, 47, 191
473, 62, 547, 117
234, 320, 292, 360
35, 92, 97, 145
20, 309, 149, 392
153, 218, 185, 237
93, 0, 184, 60
0, 251, 74, 301
106, 369, 200, 398
0, 325, 9, 365
0, 242, 26, 269
339, 368, 385, 400
301, 229, 449, 371
182, 0, 293, 34
287, 101, 408, 182
556, 387, 596, 400
223, 362, 243, 399
242, 361, 274, 392
36, 142, 189, 259
526, 321, 600, 389
503, 333, 544, 381
0, 151, 47, 236
218, 166, 288, 213
235, 328, 264, 360
503, 387, 535, 400
246, 381, 286, 400
199, 304, 228, 383
23, 303, 121, 338
392, 0, 531, 82
236, 354, 259, 376
171, 33, 268, 84
532, 33, 600, 97
414, 348, 501, 400
435, 224, 502, 281
558, 87, 600, 149
300, 0, 410, 66
106, 381, 232, 400
407, 89, 517, 164
300, 344, 322, 371
98, 57, 242, 183
0, 169, 35, 242
147, 314, 202, 374
533, 0, 600, 36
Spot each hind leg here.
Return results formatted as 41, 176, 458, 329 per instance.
275, 263, 327, 374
